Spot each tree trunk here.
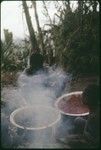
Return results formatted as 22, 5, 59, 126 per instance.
92, 1, 98, 12
31, 1, 45, 55
22, 1, 39, 53
42, 1, 52, 25
42, 1, 54, 64
78, 1, 83, 33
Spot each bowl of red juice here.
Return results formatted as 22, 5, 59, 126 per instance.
55, 91, 89, 117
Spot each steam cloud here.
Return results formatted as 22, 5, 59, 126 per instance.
1, 66, 72, 148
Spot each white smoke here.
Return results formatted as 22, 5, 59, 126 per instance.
1, 66, 72, 148
17, 66, 72, 106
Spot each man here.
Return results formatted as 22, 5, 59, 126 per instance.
59, 84, 100, 148
81, 84, 100, 147
24, 52, 44, 75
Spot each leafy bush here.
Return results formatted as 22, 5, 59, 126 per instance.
51, 1, 100, 75
1, 40, 30, 72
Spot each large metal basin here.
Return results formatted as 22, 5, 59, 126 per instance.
10, 105, 61, 130
55, 91, 89, 117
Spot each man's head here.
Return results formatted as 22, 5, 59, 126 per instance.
82, 84, 100, 110
30, 53, 44, 70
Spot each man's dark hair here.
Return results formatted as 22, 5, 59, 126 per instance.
82, 84, 100, 110
25, 53, 44, 75
30, 53, 44, 69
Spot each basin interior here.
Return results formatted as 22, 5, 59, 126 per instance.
10, 105, 61, 130
55, 91, 89, 116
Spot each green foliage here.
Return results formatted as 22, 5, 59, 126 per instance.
4, 29, 13, 45
1, 37, 30, 72
50, 1, 100, 75
1, 1, 100, 77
